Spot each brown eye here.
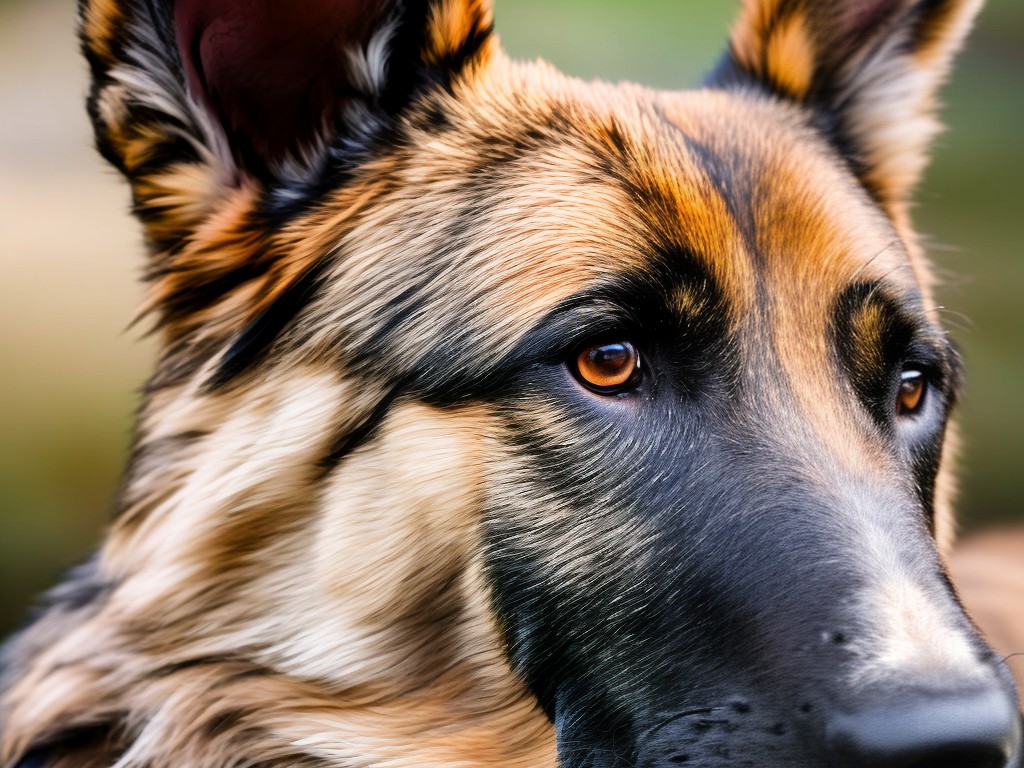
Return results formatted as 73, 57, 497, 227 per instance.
573, 341, 641, 394
897, 370, 926, 417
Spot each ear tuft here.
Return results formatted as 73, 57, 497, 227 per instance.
717, 0, 983, 217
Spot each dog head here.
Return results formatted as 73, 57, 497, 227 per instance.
2, 0, 1018, 766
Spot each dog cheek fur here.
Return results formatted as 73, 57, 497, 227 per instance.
2, 391, 555, 766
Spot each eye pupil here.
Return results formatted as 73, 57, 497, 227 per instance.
574, 341, 640, 393
589, 343, 629, 371
897, 370, 926, 416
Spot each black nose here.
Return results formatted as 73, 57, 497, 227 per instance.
827, 687, 1022, 767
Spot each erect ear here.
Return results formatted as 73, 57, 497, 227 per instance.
80, 0, 494, 247
80, 0, 493, 362
711, 0, 983, 219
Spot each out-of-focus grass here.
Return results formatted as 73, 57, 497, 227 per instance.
0, 0, 1020, 637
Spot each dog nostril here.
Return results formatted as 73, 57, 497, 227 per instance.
827, 687, 1021, 768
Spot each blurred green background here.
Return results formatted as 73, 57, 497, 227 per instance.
0, 0, 1021, 636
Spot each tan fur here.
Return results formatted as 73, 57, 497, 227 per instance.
0, 0, 994, 764
763, 13, 815, 97
2, 386, 556, 766
425, 0, 495, 67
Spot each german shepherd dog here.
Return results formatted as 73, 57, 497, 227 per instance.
1, 0, 1020, 765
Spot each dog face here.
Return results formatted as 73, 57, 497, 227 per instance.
1, 0, 1020, 766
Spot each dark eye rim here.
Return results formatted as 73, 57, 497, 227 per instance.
569, 338, 644, 396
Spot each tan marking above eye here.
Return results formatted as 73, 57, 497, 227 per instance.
574, 341, 641, 393
897, 370, 926, 416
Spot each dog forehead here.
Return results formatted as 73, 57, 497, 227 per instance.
413, 76, 915, 303
303, 73, 917, 375
654, 89, 914, 285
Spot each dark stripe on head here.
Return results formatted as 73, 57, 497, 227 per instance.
208, 259, 330, 388
680, 133, 758, 253
318, 383, 411, 476
703, 55, 873, 204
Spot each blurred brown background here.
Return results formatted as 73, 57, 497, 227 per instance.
0, 0, 1022, 636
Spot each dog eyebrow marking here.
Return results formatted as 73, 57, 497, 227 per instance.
833, 280, 957, 425
492, 252, 727, 375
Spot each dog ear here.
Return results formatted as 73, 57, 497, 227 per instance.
79, 0, 493, 358
712, 0, 982, 219
80, 0, 494, 248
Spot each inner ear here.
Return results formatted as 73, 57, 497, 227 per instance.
174, 0, 373, 173
173, 0, 492, 179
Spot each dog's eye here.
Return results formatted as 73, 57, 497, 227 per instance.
572, 341, 642, 394
896, 369, 927, 417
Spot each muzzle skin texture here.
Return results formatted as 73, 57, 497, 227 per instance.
487, 426, 1022, 765
481, 264, 1022, 766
